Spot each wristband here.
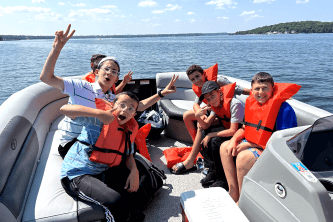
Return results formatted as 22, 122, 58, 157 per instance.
158, 90, 164, 98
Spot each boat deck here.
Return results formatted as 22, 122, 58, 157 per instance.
142, 133, 204, 222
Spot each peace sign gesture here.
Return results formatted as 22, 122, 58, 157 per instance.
161, 74, 179, 96
53, 24, 75, 50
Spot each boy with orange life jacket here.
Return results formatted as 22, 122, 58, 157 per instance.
82, 54, 133, 95
60, 92, 145, 222
40, 24, 178, 159
219, 72, 300, 203
171, 64, 249, 176
172, 81, 245, 189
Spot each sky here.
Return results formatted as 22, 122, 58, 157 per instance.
0, 0, 332, 35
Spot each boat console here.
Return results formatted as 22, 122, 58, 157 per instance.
239, 115, 333, 222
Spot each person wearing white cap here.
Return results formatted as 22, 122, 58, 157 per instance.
40, 24, 179, 222
40, 24, 178, 156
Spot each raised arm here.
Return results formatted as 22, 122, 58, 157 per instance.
40, 24, 75, 91
137, 74, 179, 112
115, 71, 133, 94
60, 104, 116, 125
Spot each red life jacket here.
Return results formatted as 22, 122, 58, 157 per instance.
82, 73, 117, 94
88, 98, 138, 167
210, 83, 236, 129
244, 83, 301, 148
192, 63, 218, 104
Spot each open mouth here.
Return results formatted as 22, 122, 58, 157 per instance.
118, 115, 126, 120
105, 77, 110, 82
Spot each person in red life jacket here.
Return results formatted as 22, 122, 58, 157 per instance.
171, 81, 245, 186
60, 91, 145, 222
40, 24, 179, 159
171, 65, 249, 174
183, 64, 250, 142
219, 72, 300, 204
82, 54, 133, 95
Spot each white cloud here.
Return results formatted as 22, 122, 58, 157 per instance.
206, 0, 237, 9
35, 12, 63, 21
121, 15, 125, 17
166, 4, 181, 11
240, 11, 255, 16
58, 2, 65, 6
142, 18, 150, 22
296, 0, 309, 3
19, 20, 27, 23
175, 19, 181, 21
138, 0, 157, 7
153, 23, 160, 26
189, 19, 195, 23
240, 10, 262, 20
187, 12, 195, 15
68, 8, 112, 17
152, 10, 164, 14
32, 0, 45, 3
253, 0, 275, 3
151, 4, 181, 14
0, 6, 50, 14
70, 3, 86, 7
217, 16, 229, 19
102, 5, 117, 9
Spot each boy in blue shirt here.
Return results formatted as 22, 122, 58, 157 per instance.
60, 91, 144, 222
219, 72, 300, 203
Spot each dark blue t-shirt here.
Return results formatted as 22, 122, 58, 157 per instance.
276, 102, 297, 130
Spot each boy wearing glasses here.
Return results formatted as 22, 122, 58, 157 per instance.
40, 24, 178, 158
82, 54, 133, 95
60, 91, 145, 222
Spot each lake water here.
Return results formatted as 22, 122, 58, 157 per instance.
1, 33, 333, 113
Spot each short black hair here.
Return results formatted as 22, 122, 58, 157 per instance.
91, 54, 106, 72
114, 91, 140, 111
251, 72, 274, 87
186, 64, 204, 76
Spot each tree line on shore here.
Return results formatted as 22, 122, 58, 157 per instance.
235, 21, 333, 35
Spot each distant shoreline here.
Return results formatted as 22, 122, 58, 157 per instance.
0, 32, 228, 41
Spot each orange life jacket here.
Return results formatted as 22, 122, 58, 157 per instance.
210, 83, 236, 129
192, 63, 218, 104
244, 83, 301, 148
88, 98, 138, 167
82, 73, 117, 94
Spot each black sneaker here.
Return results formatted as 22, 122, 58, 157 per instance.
127, 210, 145, 222
209, 179, 229, 191
200, 171, 216, 186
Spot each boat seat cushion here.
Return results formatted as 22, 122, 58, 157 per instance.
23, 115, 105, 222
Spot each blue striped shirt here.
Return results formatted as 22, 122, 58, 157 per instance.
59, 79, 116, 146
60, 116, 134, 180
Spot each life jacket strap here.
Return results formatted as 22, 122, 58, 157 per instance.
78, 140, 125, 156
217, 115, 230, 123
243, 120, 274, 132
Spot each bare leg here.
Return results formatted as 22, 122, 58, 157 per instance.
171, 127, 203, 171
220, 141, 239, 202
183, 110, 197, 142
236, 150, 256, 198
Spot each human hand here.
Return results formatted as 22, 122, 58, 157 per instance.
53, 24, 75, 51
98, 105, 117, 125
123, 71, 133, 84
161, 74, 179, 96
236, 141, 251, 153
201, 134, 212, 149
124, 168, 140, 192
226, 140, 238, 156
195, 105, 210, 118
